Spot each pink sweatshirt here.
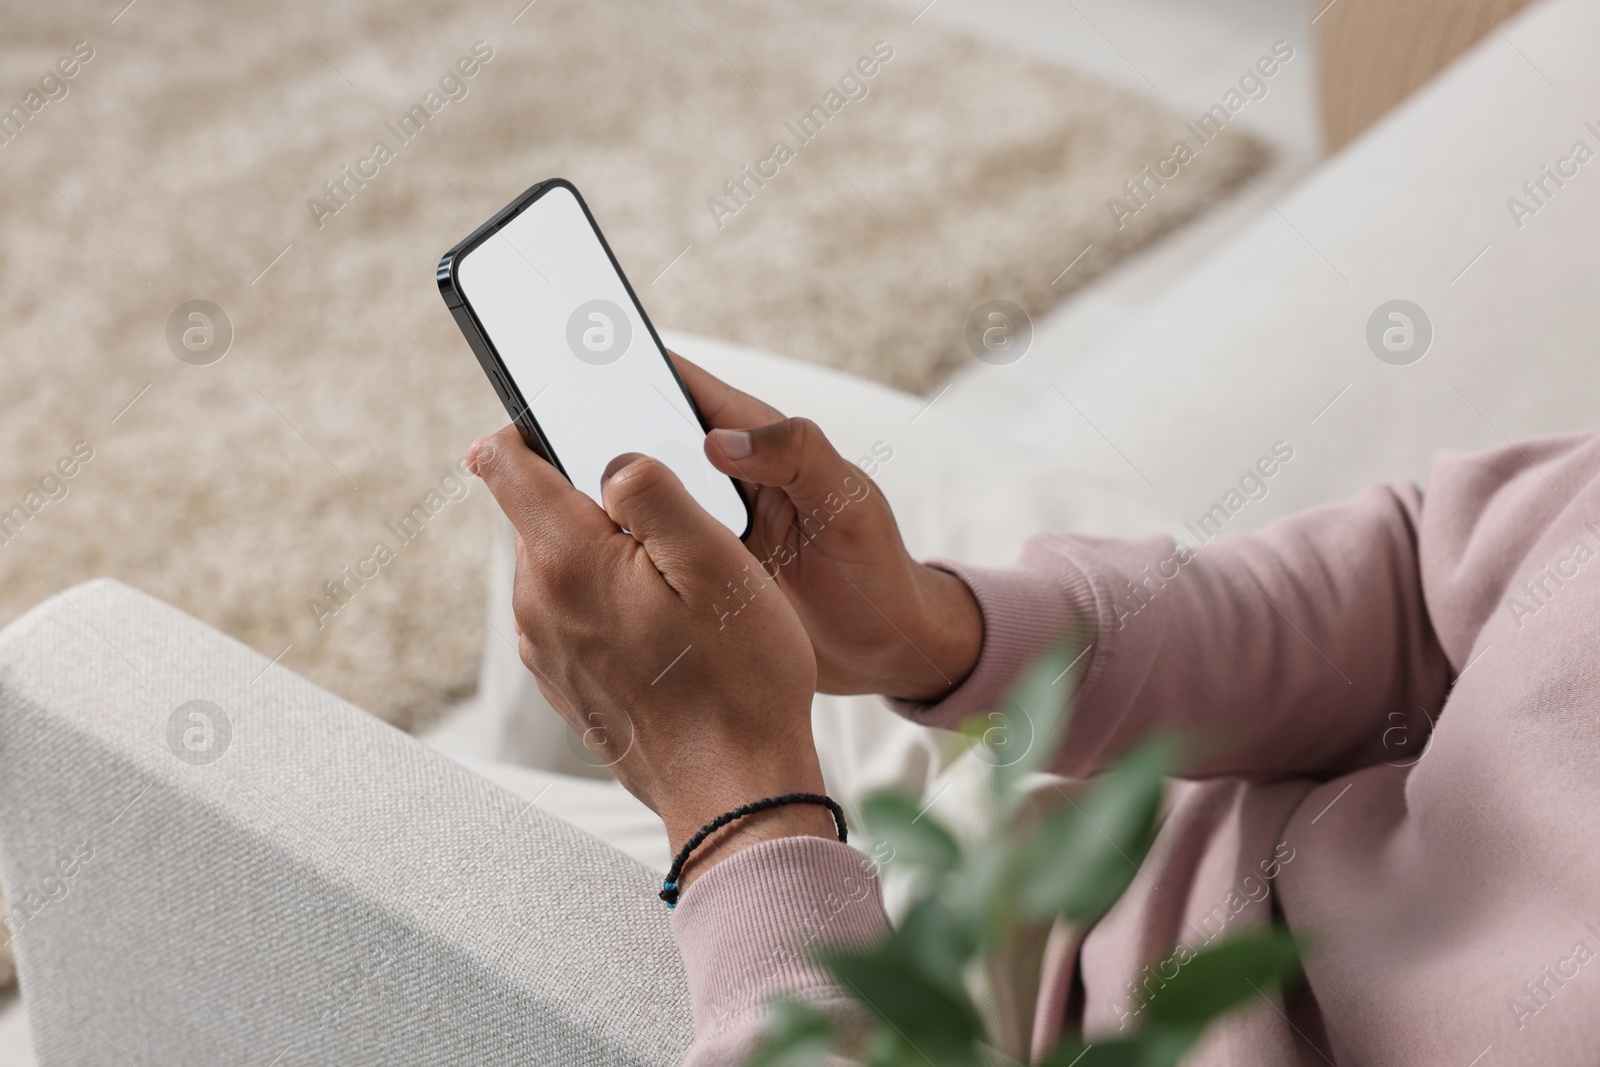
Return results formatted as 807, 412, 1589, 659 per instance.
671, 433, 1600, 1066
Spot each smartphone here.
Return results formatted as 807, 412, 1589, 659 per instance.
437, 179, 751, 539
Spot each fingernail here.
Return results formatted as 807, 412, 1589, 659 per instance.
710, 428, 752, 460
600, 451, 646, 494
466, 438, 487, 475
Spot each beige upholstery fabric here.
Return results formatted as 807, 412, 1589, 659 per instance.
0, 579, 689, 1065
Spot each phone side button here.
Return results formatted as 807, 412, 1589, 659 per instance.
495, 375, 523, 413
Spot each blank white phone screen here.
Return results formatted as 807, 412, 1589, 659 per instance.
456, 185, 747, 536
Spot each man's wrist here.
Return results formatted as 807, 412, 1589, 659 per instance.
669, 801, 839, 891
881, 564, 983, 703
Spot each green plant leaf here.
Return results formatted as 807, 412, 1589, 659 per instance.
1043, 1037, 1135, 1067
1142, 929, 1301, 1027
972, 639, 1085, 799
746, 999, 836, 1067
952, 833, 1017, 949
861, 790, 961, 873
822, 938, 984, 1064
862, 1025, 927, 1067
892, 897, 980, 998
1043, 1025, 1201, 1067
1018, 738, 1174, 922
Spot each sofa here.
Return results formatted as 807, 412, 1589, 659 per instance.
3, 0, 1597, 1061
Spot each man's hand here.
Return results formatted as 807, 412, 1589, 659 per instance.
672, 354, 983, 702
468, 428, 836, 884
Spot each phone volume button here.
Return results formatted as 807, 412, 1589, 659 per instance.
495, 374, 518, 405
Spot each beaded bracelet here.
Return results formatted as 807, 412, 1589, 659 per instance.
659, 793, 848, 908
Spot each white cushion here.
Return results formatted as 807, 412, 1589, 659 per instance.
1013, 0, 1599, 532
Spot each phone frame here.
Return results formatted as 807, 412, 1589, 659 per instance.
436, 177, 751, 540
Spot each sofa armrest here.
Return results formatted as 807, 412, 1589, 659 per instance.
0, 579, 691, 1065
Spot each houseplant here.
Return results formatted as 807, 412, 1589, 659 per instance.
753, 642, 1302, 1066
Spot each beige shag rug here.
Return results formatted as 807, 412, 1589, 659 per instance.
0, 0, 1263, 737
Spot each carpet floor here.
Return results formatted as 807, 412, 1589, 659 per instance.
0, 0, 1263, 730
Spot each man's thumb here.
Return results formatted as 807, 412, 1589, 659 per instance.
600, 453, 736, 563
704, 417, 864, 508
469, 425, 601, 541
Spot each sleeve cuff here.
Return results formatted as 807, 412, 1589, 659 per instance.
884, 557, 1098, 730
670, 836, 889, 1040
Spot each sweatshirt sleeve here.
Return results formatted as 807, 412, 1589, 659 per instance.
892, 481, 1457, 781
671, 836, 889, 1067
